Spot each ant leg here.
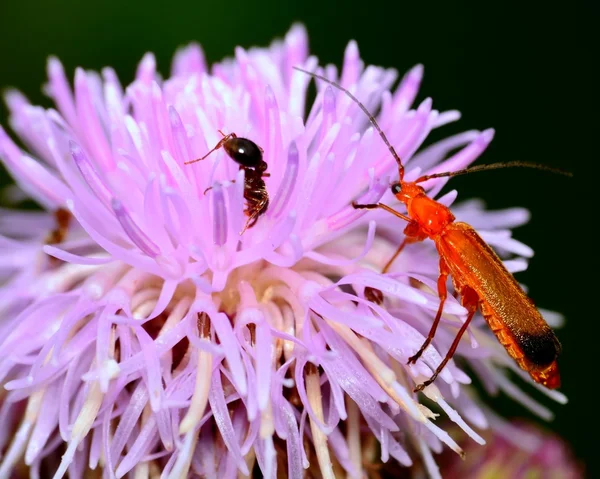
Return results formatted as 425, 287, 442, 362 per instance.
240, 209, 261, 235
240, 217, 255, 235
262, 172, 271, 178
218, 130, 236, 138
185, 132, 236, 165
352, 202, 411, 223
413, 286, 478, 392
239, 195, 268, 235
408, 257, 450, 365
203, 179, 237, 196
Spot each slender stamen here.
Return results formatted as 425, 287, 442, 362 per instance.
211, 184, 227, 246
270, 141, 299, 218
306, 363, 335, 479
327, 321, 427, 422
111, 198, 161, 257
319, 86, 337, 144
167, 431, 198, 479
168, 106, 192, 164
52, 381, 103, 479
260, 404, 275, 439
71, 141, 113, 209
179, 313, 213, 434
0, 391, 43, 477
345, 396, 362, 477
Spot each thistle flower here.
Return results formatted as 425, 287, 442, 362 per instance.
437, 420, 583, 479
0, 25, 567, 478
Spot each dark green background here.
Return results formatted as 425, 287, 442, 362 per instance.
0, 0, 592, 475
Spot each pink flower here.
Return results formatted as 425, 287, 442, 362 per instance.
0, 25, 566, 478
437, 420, 583, 479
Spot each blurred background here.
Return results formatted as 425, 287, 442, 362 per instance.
0, 0, 591, 475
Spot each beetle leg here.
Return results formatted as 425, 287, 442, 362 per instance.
381, 239, 408, 274
414, 285, 478, 392
364, 238, 410, 305
408, 256, 451, 365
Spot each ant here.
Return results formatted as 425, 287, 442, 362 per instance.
44, 207, 72, 268
185, 131, 269, 234
45, 207, 72, 245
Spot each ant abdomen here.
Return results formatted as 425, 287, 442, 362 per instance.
223, 137, 263, 168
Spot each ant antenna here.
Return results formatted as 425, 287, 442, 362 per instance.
293, 66, 405, 179
415, 161, 573, 183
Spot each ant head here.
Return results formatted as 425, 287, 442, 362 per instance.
223, 137, 263, 168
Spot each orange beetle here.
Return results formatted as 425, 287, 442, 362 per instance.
295, 66, 567, 392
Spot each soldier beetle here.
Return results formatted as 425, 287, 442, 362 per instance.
294, 66, 570, 392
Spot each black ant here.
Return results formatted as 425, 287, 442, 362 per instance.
185, 131, 270, 234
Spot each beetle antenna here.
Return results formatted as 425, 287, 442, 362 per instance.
415, 161, 573, 183
293, 66, 405, 179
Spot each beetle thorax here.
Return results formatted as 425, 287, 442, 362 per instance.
406, 191, 455, 237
